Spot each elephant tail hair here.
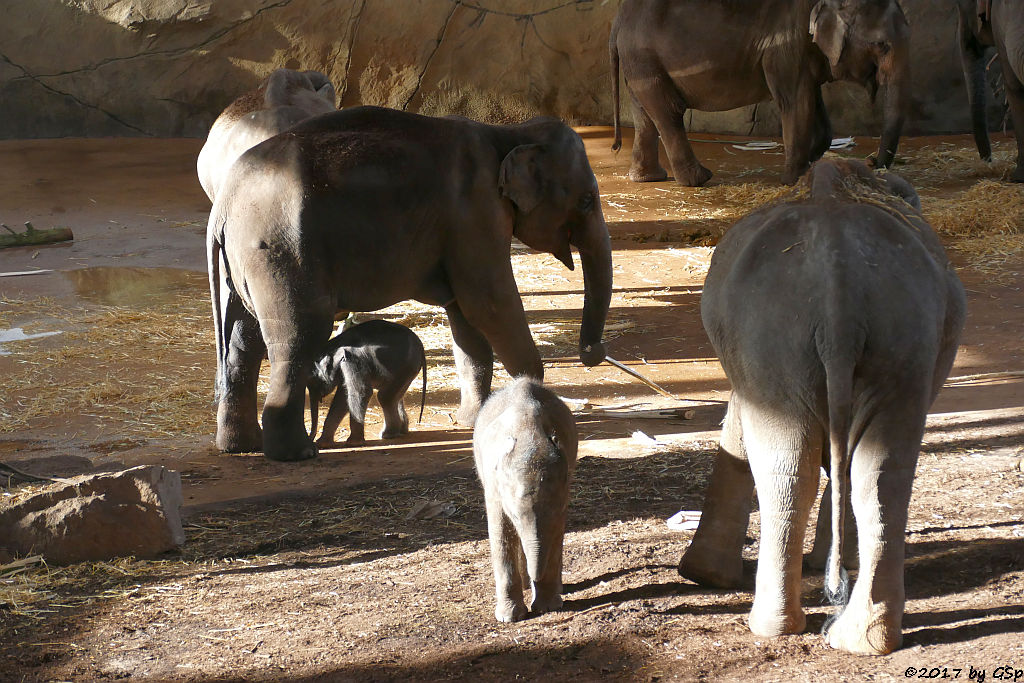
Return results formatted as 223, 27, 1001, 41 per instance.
824, 359, 853, 608
417, 344, 427, 423
609, 19, 622, 153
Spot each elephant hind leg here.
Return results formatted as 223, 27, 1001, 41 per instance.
627, 73, 711, 186
626, 89, 669, 183
679, 398, 752, 588
825, 404, 925, 655
378, 375, 414, 439
743, 405, 823, 637
216, 292, 266, 453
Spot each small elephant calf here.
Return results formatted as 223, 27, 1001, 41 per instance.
307, 320, 426, 447
473, 377, 578, 622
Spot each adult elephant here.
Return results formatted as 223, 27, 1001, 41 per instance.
610, 0, 910, 186
986, 0, 1024, 180
678, 159, 966, 655
196, 68, 336, 202
957, 0, 998, 161
208, 106, 612, 462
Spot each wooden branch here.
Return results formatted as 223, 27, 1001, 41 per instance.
0, 222, 73, 249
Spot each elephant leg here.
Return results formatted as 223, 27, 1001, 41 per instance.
528, 521, 565, 615
257, 298, 333, 461
316, 390, 349, 448
216, 292, 266, 453
997, 53, 1024, 181
446, 302, 494, 426
627, 89, 669, 183
826, 404, 925, 655
809, 86, 832, 163
765, 60, 818, 185
806, 475, 860, 571
679, 397, 752, 588
343, 381, 373, 445
486, 498, 528, 622
632, 76, 712, 187
378, 386, 411, 439
958, 15, 993, 161
743, 406, 822, 637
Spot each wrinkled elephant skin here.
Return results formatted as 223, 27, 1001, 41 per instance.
609, 0, 909, 185
208, 106, 613, 461
679, 159, 966, 655
473, 378, 578, 623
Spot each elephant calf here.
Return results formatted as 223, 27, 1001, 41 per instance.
679, 159, 966, 655
473, 378, 578, 622
307, 320, 426, 447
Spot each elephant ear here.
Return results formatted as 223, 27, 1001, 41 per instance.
811, 1, 849, 71
499, 144, 545, 214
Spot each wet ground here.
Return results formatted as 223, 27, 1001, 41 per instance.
0, 130, 1022, 681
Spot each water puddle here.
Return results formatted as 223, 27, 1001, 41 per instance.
63, 266, 206, 307
0, 327, 62, 355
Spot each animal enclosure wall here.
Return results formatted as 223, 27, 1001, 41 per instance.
0, 0, 1002, 139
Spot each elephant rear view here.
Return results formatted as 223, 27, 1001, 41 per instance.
679, 159, 966, 655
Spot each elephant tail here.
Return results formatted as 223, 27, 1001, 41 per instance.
824, 361, 853, 608
207, 216, 229, 403
417, 343, 427, 423
609, 19, 622, 153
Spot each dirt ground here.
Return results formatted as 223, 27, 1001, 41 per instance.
0, 128, 1022, 682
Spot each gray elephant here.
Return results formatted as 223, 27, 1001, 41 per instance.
473, 377, 578, 623
208, 106, 612, 461
679, 159, 966, 655
307, 319, 426, 448
968, 0, 1024, 181
957, 0, 998, 162
196, 68, 336, 202
609, 0, 910, 186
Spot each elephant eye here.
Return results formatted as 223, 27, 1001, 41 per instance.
873, 41, 890, 54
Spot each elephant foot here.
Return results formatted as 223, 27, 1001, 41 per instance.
748, 603, 806, 638
344, 435, 366, 447
215, 423, 263, 454
529, 592, 563, 616
264, 432, 318, 462
675, 163, 713, 187
1009, 165, 1024, 183
678, 541, 744, 588
315, 436, 339, 449
216, 404, 263, 453
628, 164, 668, 183
381, 426, 409, 439
495, 599, 529, 623
825, 604, 901, 656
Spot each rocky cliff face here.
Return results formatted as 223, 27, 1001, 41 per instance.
0, 0, 999, 139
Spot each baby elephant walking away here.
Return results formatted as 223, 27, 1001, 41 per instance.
307, 320, 426, 447
473, 378, 578, 622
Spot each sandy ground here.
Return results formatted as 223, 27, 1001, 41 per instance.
0, 128, 1022, 681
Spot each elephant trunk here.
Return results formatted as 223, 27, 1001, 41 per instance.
572, 211, 613, 367
873, 45, 910, 168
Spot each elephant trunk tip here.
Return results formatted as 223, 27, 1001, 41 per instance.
824, 560, 850, 607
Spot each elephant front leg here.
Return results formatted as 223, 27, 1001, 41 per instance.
216, 294, 266, 453
485, 498, 528, 623
744, 410, 822, 637
996, 53, 1024, 182
446, 302, 494, 426
679, 399, 753, 588
766, 60, 819, 185
316, 390, 350, 448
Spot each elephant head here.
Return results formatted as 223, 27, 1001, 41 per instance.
263, 68, 337, 114
498, 119, 613, 368
811, 0, 910, 168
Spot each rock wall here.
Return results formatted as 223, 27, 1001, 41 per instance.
0, 0, 1001, 139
